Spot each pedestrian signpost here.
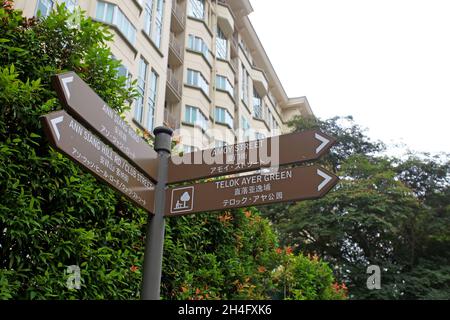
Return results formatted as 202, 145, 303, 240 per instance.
41, 110, 155, 214
166, 165, 338, 216
168, 130, 336, 183
52, 72, 159, 182
41, 71, 339, 301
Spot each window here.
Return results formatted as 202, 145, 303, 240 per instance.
215, 107, 233, 128
144, 0, 154, 36
117, 64, 132, 89
188, 0, 205, 20
62, 0, 78, 13
36, 0, 53, 17
146, 70, 158, 131
96, 1, 115, 24
187, 69, 209, 95
188, 35, 211, 62
154, 0, 164, 48
253, 89, 262, 119
240, 64, 249, 105
185, 106, 208, 132
216, 75, 233, 97
135, 59, 148, 124
216, 26, 228, 60
96, 2, 136, 45
241, 116, 251, 141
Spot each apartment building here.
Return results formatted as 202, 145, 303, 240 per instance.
15, 0, 314, 153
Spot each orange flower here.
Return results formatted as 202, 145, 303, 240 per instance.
258, 266, 267, 273
244, 211, 252, 218
218, 212, 233, 223
285, 247, 293, 255
195, 288, 201, 295
275, 248, 283, 255
130, 265, 139, 272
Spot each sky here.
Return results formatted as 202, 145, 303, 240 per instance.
249, 0, 450, 155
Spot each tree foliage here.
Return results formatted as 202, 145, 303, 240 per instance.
263, 116, 450, 299
0, 3, 344, 300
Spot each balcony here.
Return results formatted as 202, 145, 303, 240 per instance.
164, 108, 180, 130
171, 0, 186, 33
217, 0, 234, 37
166, 68, 182, 103
169, 33, 184, 67
251, 67, 269, 96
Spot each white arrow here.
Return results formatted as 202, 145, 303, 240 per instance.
317, 169, 333, 192
315, 133, 330, 154
62, 76, 74, 100
50, 116, 64, 141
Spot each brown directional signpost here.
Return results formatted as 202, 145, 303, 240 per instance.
52, 72, 159, 182
166, 165, 338, 216
167, 130, 336, 184
41, 110, 155, 213
42, 71, 339, 301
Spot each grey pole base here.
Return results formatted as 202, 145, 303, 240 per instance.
141, 126, 173, 300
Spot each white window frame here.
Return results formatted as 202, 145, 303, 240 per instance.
185, 105, 208, 132
215, 106, 233, 129
36, 0, 54, 17
146, 70, 158, 132
135, 58, 148, 124
216, 75, 234, 97
216, 26, 228, 60
96, 1, 137, 45
188, 0, 205, 20
253, 89, 263, 119
188, 34, 211, 62
187, 69, 209, 96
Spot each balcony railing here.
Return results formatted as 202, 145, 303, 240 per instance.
169, 32, 183, 62
164, 109, 180, 130
167, 68, 182, 100
171, 0, 186, 31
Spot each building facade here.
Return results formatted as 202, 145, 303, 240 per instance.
15, 0, 314, 153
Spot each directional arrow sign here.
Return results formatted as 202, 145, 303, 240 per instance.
41, 110, 155, 214
166, 165, 339, 216
168, 130, 336, 184
52, 72, 159, 182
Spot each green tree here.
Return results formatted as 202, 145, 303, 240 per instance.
263, 115, 450, 299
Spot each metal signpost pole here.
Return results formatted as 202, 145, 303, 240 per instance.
141, 127, 173, 300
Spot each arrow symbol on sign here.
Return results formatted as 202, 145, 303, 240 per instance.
50, 116, 64, 141
315, 133, 331, 154
62, 76, 74, 100
317, 169, 333, 192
